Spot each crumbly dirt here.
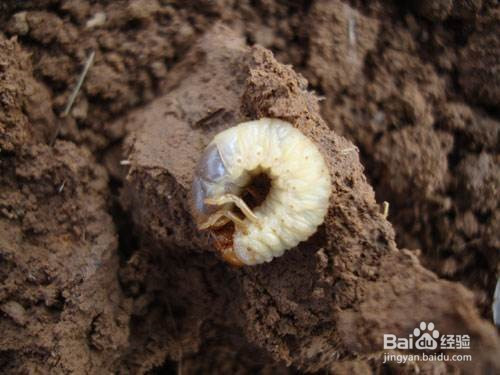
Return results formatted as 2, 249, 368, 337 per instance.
0, 1, 499, 374
0, 35, 128, 374
304, 0, 499, 320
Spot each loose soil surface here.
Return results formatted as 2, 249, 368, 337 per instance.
0, 1, 498, 374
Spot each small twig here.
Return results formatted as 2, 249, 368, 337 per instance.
382, 201, 389, 219
51, 50, 95, 146
120, 160, 131, 166
348, 13, 356, 47
86, 12, 106, 29
340, 146, 359, 155
58, 180, 66, 193
62, 51, 95, 118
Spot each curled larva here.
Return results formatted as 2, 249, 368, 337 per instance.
191, 118, 332, 266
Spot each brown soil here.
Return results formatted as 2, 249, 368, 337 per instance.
0, 1, 498, 374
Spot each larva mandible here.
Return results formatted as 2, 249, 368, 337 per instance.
191, 118, 332, 266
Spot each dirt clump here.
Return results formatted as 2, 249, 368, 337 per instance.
0, 34, 129, 374
304, 1, 500, 320
119, 26, 500, 373
306, 0, 380, 94
0, 35, 55, 151
459, 8, 500, 108
373, 126, 453, 198
1, 1, 311, 153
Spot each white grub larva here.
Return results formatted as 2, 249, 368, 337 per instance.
191, 118, 332, 266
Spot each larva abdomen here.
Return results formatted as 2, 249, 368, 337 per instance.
192, 118, 332, 266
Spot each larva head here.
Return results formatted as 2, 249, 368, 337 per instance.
192, 144, 225, 212
191, 142, 242, 227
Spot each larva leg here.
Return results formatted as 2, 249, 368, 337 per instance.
204, 194, 259, 225
224, 211, 249, 234
199, 208, 249, 234
199, 210, 230, 230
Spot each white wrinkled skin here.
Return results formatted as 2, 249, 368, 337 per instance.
192, 118, 332, 265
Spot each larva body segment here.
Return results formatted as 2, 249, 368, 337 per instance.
191, 118, 332, 266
